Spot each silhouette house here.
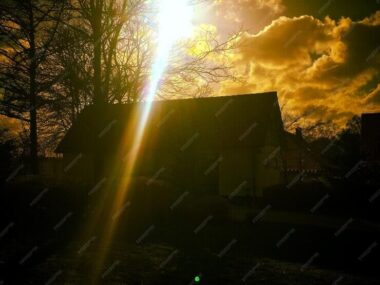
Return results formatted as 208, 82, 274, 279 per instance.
56, 92, 286, 198
361, 113, 380, 161
282, 129, 322, 174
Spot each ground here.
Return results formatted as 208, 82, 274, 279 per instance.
0, 177, 379, 284
29, 242, 380, 284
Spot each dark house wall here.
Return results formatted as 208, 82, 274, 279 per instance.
57, 93, 285, 196
361, 113, 380, 161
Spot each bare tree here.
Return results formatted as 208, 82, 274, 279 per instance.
0, 0, 65, 173
31, 0, 239, 155
56, 0, 238, 103
61, 0, 146, 105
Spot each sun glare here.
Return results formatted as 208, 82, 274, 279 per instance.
145, 0, 194, 101
92, 0, 196, 279
157, 0, 194, 45
137, 0, 194, 151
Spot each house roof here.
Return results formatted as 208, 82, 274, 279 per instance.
361, 112, 380, 160
56, 92, 284, 154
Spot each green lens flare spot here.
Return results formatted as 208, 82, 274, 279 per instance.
194, 276, 201, 282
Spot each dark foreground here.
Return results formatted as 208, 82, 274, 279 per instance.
0, 177, 379, 284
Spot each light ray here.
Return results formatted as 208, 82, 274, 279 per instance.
91, 0, 194, 280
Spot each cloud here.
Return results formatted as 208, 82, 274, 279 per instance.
215, 0, 285, 19
366, 84, 380, 105
236, 16, 335, 67
0, 115, 22, 138
217, 12, 380, 134
207, 0, 285, 35
360, 10, 380, 26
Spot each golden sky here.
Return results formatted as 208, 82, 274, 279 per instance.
1, 0, 379, 137
197, 0, 380, 132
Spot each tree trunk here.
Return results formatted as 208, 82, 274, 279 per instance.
93, 5, 103, 105
30, 88, 38, 174
29, 3, 38, 174
92, 1, 105, 180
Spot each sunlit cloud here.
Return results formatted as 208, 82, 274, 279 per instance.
215, 12, 380, 134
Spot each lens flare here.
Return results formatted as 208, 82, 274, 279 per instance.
145, 0, 194, 102
157, 0, 194, 49
89, 0, 194, 280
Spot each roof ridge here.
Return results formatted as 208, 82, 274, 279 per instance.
84, 92, 278, 109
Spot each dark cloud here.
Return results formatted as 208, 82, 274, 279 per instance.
237, 15, 334, 67
217, 12, 380, 130
283, 0, 380, 20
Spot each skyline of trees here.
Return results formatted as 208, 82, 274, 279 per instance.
0, 0, 236, 171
